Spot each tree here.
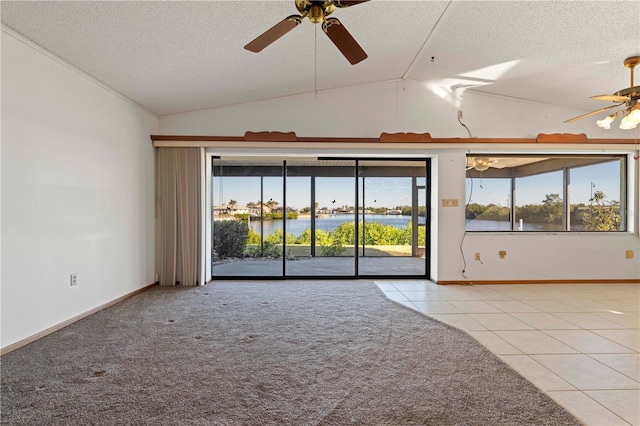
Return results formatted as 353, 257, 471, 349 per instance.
582, 191, 620, 231
540, 193, 563, 224
266, 199, 279, 210
228, 199, 237, 208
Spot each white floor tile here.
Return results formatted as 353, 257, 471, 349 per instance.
393, 299, 418, 310
500, 355, 576, 391
594, 312, 640, 328
375, 283, 397, 292
585, 390, 640, 426
401, 290, 437, 301
468, 313, 534, 330
486, 300, 542, 312
547, 391, 630, 426
589, 354, 640, 381
466, 331, 522, 355
494, 330, 578, 354
391, 282, 428, 292
554, 312, 629, 329
532, 354, 640, 390
412, 300, 462, 314
382, 291, 408, 302
603, 300, 640, 312
426, 288, 480, 301
560, 298, 614, 312
425, 313, 487, 331
543, 329, 636, 354
448, 300, 502, 313
592, 330, 640, 352
509, 312, 581, 330
520, 299, 585, 313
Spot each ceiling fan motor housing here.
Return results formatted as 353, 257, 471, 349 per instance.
296, 0, 337, 22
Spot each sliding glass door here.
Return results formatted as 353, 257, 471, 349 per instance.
286, 159, 356, 277
211, 156, 430, 279
211, 158, 283, 278
357, 160, 427, 276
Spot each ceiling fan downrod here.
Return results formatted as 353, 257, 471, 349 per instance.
624, 56, 640, 88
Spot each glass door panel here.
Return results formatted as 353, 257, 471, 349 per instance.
211, 158, 283, 278
311, 160, 356, 276
357, 160, 427, 276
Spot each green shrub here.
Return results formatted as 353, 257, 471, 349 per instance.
264, 229, 296, 245
247, 229, 261, 244
213, 220, 248, 258
243, 240, 282, 258
262, 241, 282, 258
319, 238, 346, 256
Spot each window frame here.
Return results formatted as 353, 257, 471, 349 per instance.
465, 154, 628, 233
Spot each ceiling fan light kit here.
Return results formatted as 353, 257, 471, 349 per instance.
244, 0, 369, 65
466, 157, 494, 172
566, 56, 640, 130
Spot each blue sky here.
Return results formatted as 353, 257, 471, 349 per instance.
213, 161, 621, 209
214, 176, 417, 209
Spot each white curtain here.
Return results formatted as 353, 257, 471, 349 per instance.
156, 147, 202, 286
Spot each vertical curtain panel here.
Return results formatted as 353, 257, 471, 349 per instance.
157, 147, 202, 286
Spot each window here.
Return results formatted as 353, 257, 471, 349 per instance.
465, 155, 626, 232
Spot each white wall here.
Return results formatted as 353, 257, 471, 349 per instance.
1, 31, 158, 349
159, 78, 640, 282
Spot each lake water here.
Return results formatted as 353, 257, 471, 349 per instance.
249, 214, 416, 236
236, 216, 560, 236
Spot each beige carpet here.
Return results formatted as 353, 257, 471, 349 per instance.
1, 281, 580, 425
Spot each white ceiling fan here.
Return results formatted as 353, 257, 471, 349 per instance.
466, 157, 504, 171
564, 55, 640, 129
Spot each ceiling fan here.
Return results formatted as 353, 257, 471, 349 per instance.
466, 157, 505, 172
565, 56, 640, 129
244, 0, 369, 65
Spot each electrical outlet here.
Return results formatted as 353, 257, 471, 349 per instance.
70, 273, 78, 286
499, 251, 507, 259
626, 250, 634, 259
458, 110, 463, 120
474, 252, 481, 261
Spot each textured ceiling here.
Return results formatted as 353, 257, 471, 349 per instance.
2, 1, 639, 117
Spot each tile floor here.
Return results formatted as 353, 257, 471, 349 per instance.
375, 280, 640, 426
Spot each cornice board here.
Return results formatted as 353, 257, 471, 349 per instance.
150, 134, 638, 145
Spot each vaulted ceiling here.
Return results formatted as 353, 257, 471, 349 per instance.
2, 1, 639, 117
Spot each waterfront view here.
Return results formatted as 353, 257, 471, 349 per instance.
248, 214, 417, 237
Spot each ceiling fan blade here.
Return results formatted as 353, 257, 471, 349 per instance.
323, 18, 367, 65
563, 104, 623, 123
590, 94, 630, 102
244, 15, 303, 53
334, 0, 370, 7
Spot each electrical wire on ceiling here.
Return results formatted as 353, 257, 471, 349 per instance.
458, 112, 473, 138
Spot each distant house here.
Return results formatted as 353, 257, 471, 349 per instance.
213, 204, 271, 217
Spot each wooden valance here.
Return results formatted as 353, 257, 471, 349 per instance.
150, 132, 637, 145
536, 133, 588, 143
